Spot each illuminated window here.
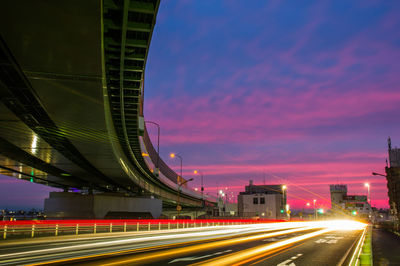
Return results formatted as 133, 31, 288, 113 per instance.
253, 197, 258, 204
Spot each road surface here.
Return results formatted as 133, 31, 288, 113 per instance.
0, 221, 365, 265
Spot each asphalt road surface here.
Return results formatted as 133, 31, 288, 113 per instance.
0, 221, 365, 266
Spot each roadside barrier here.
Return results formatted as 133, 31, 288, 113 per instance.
349, 224, 372, 266
0, 219, 279, 240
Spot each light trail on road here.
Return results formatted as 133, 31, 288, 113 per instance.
0, 220, 366, 266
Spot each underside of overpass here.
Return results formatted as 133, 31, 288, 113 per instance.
0, 0, 215, 214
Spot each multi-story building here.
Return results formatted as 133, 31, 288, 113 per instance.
237, 180, 286, 219
330, 184, 371, 218
330, 184, 347, 207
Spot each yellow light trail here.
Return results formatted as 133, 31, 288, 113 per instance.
26, 221, 366, 266
194, 229, 332, 266
194, 220, 366, 266
71, 227, 316, 266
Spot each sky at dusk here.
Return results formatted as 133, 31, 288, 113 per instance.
143, 0, 400, 209
1, 0, 400, 210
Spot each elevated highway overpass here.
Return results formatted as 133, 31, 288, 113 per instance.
0, 0, 214, 216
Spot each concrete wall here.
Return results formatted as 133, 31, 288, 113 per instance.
93, 194, 162, 218
238, 193, 283, 219
44, 192, 95, 218
44, 192, 162, 219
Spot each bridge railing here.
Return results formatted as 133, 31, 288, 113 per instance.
0, 219, 277, 240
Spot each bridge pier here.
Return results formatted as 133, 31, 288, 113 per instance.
44, 192, 162, 219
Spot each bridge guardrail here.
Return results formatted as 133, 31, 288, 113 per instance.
348, 224, 372, 266
0, 219, 271, 240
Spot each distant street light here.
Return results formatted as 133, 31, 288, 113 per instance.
145, 121, 160, 176
306, 202, 310, 207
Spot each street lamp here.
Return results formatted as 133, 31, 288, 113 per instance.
170, 153, 183, 179
365, 183, 371, 205
145, 121, 160, 176
313, 199, 317, 220
176, 178, 193, 218
194, 170, 204, 200
170, 153, 186, 218
306, 202, 310, 207
372, 172, 386, 177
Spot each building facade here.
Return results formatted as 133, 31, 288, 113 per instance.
385, 137, 400, 225
238, 180, 286, 219
329, 184, 371, 218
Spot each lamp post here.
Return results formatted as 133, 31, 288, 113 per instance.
313, 199, 317, 220
372, 172, 386, 177
305, 203, 310, 220
170, 153, 183, 179
286, 204, 290, 220
175, 178, 193, 218
282, 185, 287, 218
170, 153, 186, 218
145, 121, 160, 176
193, 170, 204, 199
365, 183, 371, 205
222, 192, 226, 216
194, 170, 205, 208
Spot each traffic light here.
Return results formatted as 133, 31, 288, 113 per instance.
317, 208, 324, 214
352, 210, 357, 215
280, 209, 284, 213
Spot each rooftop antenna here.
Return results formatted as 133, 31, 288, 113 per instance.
388, 136, 392, 151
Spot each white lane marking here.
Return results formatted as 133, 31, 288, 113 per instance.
326, 236, 343, 239
277, 259, 294, 266
168, 249, 232, 263
290, 253, 303, 260
262, 237, 280, 242
316, 236, 342, 244
277, 253, 302, 265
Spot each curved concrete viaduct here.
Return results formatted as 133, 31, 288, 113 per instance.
0, 0, 214, 214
